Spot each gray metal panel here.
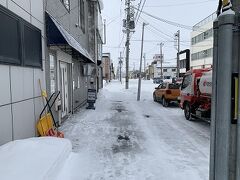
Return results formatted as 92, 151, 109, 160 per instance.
33, 97, 44, 136
10, 66, 34, 103
0, 105, 12, 145
12, 99, 35, 140
0, 65, 11, 106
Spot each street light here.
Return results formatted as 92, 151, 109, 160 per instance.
137, 22, 148, 101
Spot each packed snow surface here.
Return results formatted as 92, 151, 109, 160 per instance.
58, 80, 210, 180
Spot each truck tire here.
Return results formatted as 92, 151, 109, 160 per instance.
153, 93, 157, 102
162, 97, 169, 107
184, 102, 191, 120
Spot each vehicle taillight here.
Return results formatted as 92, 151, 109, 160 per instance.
166, 90, 171, 94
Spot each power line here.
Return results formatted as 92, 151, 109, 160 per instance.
131, 39, 190, 43
145, 0, 216, 8
133, 7, 194, 30
135, 0, 147, 26
138, 18, 174, 42
135, 0, 143, 22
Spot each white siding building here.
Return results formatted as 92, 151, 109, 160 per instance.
0, 0, 45, 145
191, 13, 216, 69
153, 61, 177, 79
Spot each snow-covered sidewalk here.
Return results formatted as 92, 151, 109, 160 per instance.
58, 80, 210, 180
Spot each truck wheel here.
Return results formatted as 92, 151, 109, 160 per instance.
184, 103, 191, 120
153, 93, 157, 102
162, 97, 169, 107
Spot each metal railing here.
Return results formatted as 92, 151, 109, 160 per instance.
193, 12, 216, 31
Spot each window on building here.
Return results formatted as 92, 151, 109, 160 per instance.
191, 48, 213, 61
0, 10, 21, 65
61, 0, 70, 11
23, 25, 42, 67
80, 0, 85, 33
191, 28, 213, 45
163, 69, 167, 72
172, 69, 176, 72
0, 5, 42, 68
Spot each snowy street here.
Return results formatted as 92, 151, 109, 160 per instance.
59, 80, 210, 180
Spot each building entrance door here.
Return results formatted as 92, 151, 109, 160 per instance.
60, 62, 69, 118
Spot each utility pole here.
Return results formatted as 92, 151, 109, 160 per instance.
119, 52, 123, 83
143, 53, 146, 79
137, 22, 148, 101
210, 1, 240, 180
123, 0, 135, 89
158, 43, 164, 79
175, 30, 180, 78
125, 0, 130, 89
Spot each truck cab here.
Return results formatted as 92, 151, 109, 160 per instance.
180, 68, 212, 121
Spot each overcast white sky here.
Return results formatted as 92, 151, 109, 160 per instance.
102, 0, 218, 71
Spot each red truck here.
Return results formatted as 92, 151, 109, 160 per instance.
180, 68, 212, 121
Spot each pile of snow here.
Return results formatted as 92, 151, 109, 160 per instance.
0, 137, 72, 180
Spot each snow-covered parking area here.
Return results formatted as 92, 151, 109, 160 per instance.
59, 79, 210, 180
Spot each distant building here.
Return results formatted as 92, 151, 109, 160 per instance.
102, 53, 111, 81
190, 12, 215, 69
153, 61, 177, 79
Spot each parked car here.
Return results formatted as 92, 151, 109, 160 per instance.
153, 82, 181, 107
153, 77, 163, 84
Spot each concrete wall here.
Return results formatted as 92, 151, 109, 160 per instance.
0, 0, 45, 145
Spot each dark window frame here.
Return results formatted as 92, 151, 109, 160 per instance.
22, 23, 42, 68
0, 5, 42, 68
0, 6, 22, 66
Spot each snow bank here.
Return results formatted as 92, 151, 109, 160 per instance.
0, 137, 72, 180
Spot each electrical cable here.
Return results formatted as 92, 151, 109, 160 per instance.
135, 0, 147, 26
145, 0, 216, 8
135, 0, 143, 22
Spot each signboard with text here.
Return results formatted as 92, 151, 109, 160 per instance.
87, 89, 96, 103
